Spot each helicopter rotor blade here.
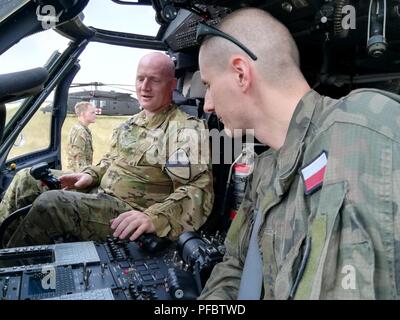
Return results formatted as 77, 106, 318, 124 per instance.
70, 82, 104, 87
70, 82, 135, 92
105, 85, 136, 93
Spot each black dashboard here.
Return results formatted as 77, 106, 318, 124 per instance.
0, 232, 225, 300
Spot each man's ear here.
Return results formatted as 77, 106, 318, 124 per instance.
170, 78, 178, 91
230, 56, 251, 92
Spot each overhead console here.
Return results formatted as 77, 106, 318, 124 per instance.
162, 6, 230, 52
156, 0, 400, 91
159, 0, 333, 53
161, 0, 400, 48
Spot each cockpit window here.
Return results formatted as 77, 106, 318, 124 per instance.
6, 96, 52, 161
0, 30, 69, 129
82, 0, 159, 36
0, 0, 30, 24
0, 30, 69, 74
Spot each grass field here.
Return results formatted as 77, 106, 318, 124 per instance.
6, 104, 131, 168
61, 114, 131, 167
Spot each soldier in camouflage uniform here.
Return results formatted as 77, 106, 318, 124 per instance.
66, 101, 96, 172
1, 52, 213, 247
197, 8, 400, 299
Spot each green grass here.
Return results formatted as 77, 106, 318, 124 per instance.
61, 114, 131, 167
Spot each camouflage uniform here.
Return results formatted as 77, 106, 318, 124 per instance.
3, 105, 214, 247
66, 122, 93, 172
0, 169, 62, 223
199, 89, 400, 300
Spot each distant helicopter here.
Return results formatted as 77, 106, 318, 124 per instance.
42, 82, 141, 116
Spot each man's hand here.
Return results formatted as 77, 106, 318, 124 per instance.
59, 173, 93, 190
110, 210, 155, 241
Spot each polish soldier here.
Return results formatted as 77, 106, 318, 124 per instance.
197, 8, 400, 299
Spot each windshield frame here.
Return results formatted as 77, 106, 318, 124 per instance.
0, 0, 30, 24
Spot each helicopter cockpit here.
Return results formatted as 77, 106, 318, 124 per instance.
0, 0, 399, 301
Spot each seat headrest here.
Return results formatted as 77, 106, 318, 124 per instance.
188, 71, 206, 99
0, 67, 49, 103
173, 89, 188, 106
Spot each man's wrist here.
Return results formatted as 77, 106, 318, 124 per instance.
143, 210, 170, 238
81, 168, 100, 186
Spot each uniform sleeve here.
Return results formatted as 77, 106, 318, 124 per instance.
82, 125, 120, 186
295, 119, 400, 299
143, 120, 214, 240
67, 128, 92, 172
198, 216, 246, 299
199, 164, 257, 299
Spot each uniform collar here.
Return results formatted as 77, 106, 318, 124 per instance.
78, 120, 88, 127
275, 89, 322, 195
78, 121, 91, 134
132, 104, 177, 129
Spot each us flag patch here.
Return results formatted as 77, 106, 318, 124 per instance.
300, 151, 328, 195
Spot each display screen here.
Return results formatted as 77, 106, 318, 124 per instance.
27, 273, 56, 295
0, 250, 54, 268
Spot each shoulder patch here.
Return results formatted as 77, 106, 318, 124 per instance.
165, 148, 190, 180
299, 151, 328, 195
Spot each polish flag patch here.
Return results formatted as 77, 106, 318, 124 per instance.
300, 151, 328, 195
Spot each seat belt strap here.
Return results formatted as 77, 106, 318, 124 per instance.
238, 203, 264, 300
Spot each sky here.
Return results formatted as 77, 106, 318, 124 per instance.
0, 0, 162, 96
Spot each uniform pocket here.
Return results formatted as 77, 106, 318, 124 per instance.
166, 192, 187, 202
273, 233, 306, 299
293, 181, 348, 299
293, 180, 376, 299
321, 205, 376, 299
